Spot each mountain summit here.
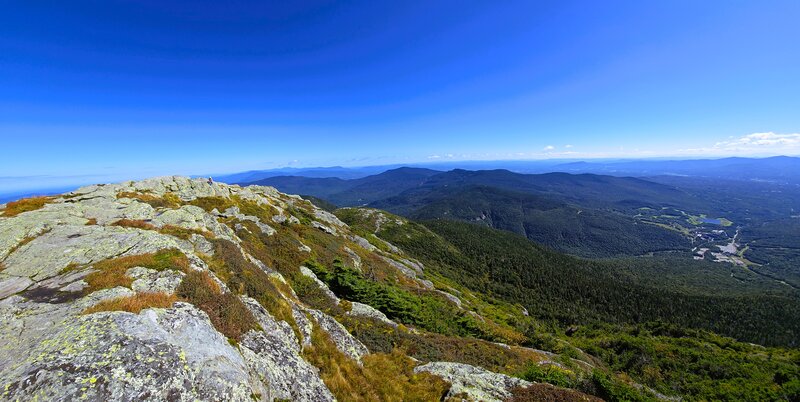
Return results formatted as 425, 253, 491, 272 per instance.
0, 176, 592, 401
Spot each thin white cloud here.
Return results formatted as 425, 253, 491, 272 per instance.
564, 144, 573, 148
714, 132, 800, 150
679, 132, 800, 155
543, 145, 555, 151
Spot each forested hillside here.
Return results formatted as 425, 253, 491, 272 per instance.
337, 208, 800, 400
402, 185, 688, 257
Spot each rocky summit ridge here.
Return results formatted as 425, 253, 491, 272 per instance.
0, 176, 578, 402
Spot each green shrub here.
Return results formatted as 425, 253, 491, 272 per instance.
342, 315, 545, 375
589, 370, 655, 402
520, 363, 575, 388
308, 259, 487, 338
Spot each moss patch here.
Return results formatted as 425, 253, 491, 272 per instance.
117, 191, 182, 209
188, 196, 235, 213
159, 224, 212, 240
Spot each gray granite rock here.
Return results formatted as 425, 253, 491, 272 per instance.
414, 361, 532, 402
307, 309, 369, 363
347, 301, 398, 328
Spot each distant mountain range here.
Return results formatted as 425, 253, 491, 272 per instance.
242, 162, 800, 271
216, 156, 800, 185
551, 155, 800, 184
244, 167, 698, 257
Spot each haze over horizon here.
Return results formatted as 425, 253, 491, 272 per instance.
2, 1, 799, 191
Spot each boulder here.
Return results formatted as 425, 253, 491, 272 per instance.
414, 361, 532, 402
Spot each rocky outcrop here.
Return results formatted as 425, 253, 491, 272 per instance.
128, 266, 184, 294
346, 301, 398, 327
307, 309, 369, 362
0, 300, 261, 401
0, 176, 548, 402
0, 177, 348, 401
239, 297, 334, 401
299, 266, 338, 302
414, 361, 532, 402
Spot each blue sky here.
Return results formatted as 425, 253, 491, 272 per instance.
1, 1, 799, 192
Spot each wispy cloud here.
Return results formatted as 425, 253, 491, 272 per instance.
714, 132, 800, 150
543, 145, 555, 151
427, 153, 455, 160
680, 132, 800, 155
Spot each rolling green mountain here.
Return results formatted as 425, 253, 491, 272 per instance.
247, 167, 441, 205
338, 209, 799, 345
252, 167, 698, 211
252, 167, 800, 286
394, 185, 688, 257
407, 169, 700, 211
337, 208, 800, 400
256, 168, 700, 257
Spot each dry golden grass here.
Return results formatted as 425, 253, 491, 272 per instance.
188, 196, 235, 213
112, 219, 157, 230
0, 262, 5, 273
176, 270, 259, 341
342, 315, 547, 376
362, 350, 452, 402
83, 264, 134, 293
205, 238, 300, 339
2, 196, 54, 217
507, 384, 603, 402
159, 224, 211, 240
83, 249, 191, 294
303, 327, 450, 402
303, 326, 379, 401
82, 292, 178, 315
85, 218, 98, 225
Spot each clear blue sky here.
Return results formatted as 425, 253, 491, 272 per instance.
1, 1, 799, 192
